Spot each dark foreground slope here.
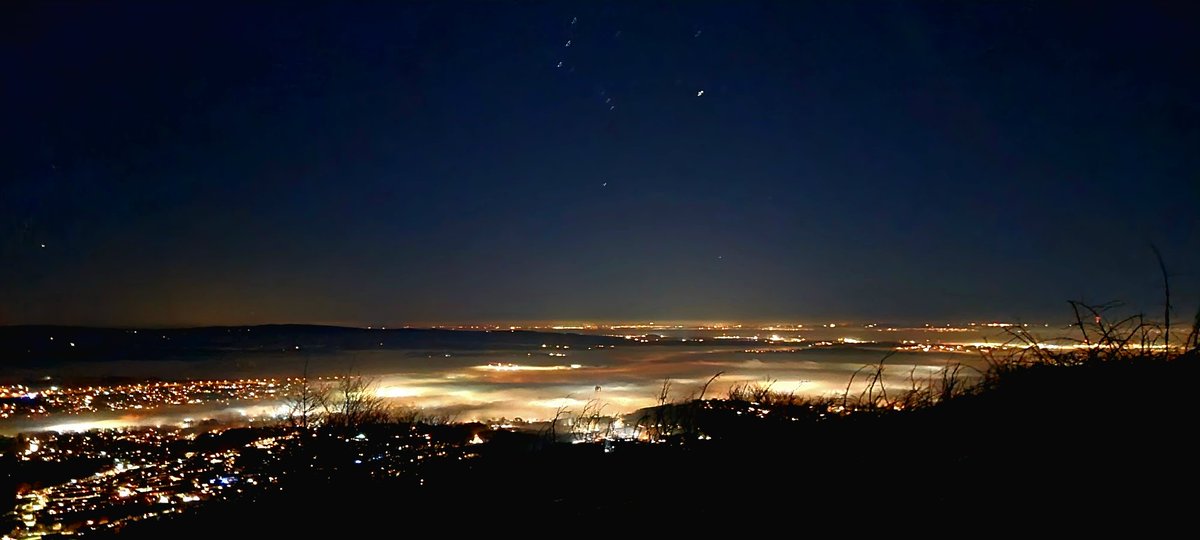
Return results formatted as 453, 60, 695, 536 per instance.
104, 352, 1198, 537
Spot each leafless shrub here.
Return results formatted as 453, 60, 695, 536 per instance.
283, 359, 328, 431
419, 410, 460, 426
631, 379, 679, 442
698, 371, 724, 400
321, 372, 391, 432
391, 405, 421, 425
541, 403, 570, 443
570, 399, 614, 442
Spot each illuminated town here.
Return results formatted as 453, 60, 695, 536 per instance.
4, 419, 483, 537
1, 314, 1165, 538
4, 0, 1195, 533
0, 379, 314, 420
0, 321, 1118, 427
10, 355, 973, 539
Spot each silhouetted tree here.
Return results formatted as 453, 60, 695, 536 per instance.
321, 372, 391, 432
283, 359, 326, 432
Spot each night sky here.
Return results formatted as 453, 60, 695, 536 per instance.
3, 1, 1198, 327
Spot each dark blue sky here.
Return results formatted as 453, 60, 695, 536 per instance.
3, 1, 1197, 326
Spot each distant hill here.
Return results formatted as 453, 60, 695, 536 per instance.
0, 325, 630, 365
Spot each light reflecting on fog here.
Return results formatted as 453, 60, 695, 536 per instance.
0, 343, 989, 434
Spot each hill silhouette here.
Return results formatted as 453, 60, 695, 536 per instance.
0, 325, 629, 365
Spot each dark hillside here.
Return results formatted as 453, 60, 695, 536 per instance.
103, 350, 1198, 536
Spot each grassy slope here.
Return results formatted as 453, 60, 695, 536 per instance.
97, 350, 1198, 537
